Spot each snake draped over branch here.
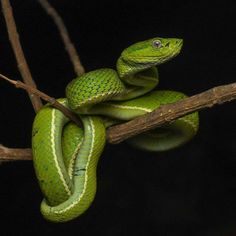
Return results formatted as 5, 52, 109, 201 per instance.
32, 37, 199, 222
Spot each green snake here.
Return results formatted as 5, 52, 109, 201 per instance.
32, 37, 199, 222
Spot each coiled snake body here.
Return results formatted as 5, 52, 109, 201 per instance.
32, 37, 199, 222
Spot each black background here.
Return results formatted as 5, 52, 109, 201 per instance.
0, 0, 236, 235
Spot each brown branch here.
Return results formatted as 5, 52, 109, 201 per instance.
0, 145, 32, 161
1, 0, 43, 112
0, 74, 82, 127
1, 82, 236, 161
37, 0, 85, 76
107, 82, 236, 143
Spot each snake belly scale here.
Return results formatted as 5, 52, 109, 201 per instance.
32, 37, 199, 222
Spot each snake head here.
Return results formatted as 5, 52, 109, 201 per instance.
121, 37, 183, 64
117, 37, 183, 78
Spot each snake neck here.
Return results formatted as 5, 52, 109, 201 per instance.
114, 57, 159, 100
116, 57, 153, 79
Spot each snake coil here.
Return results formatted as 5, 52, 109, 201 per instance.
32, 37, 199, 222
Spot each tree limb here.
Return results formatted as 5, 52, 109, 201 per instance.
107, 82, 236, 143
1, 81, 235, 161
1, 0, 43, 112
0, 145, 32, 161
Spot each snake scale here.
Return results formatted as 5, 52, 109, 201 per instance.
32, 37, 199, 222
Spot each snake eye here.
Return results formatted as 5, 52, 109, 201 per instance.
152, 40, 162, 48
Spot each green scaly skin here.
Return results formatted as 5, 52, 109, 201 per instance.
32, 37, 199, 222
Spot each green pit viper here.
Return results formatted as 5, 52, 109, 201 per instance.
32, 37, 199, 222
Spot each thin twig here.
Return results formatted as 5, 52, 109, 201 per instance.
37, 0, 85, 76
0, 82, 236, 161
0, 74, 82, 127
1, 0, 43, 112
